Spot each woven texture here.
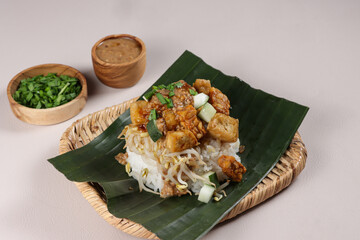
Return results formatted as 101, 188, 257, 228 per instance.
59, 97, 307, 239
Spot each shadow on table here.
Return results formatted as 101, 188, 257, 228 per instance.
3, 152, 137, 240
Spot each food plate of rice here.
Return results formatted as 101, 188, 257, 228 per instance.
49, 51, 309, 240
118, 79, 246, 203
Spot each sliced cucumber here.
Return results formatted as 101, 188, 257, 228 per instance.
202, 171, 219, 188
193, 93, 209, 109
146, 119, 163, 142
198, 184, 215, 203
198, 103, 216, 122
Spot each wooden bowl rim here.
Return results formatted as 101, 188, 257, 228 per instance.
7, 63, 88, 113
91, 34, 146, 67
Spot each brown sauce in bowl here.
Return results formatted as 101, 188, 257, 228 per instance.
95, 38, 142, 64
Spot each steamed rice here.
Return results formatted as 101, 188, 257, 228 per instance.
124, 126, 241, 195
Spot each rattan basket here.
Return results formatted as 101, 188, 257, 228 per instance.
59, 97, 307, 239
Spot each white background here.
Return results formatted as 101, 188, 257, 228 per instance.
1, 0, 359, 239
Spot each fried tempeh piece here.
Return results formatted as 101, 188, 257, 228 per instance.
193, 79, 211, 95
218, 155, 246, 182
176, 105, 207, 140
209, 87, 230, 115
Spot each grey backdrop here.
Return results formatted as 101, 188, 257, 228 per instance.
0, 0, 359, 239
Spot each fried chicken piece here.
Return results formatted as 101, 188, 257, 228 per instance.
218, 155, 246, 182
209, 87, 230, 115
193, 79, 211, 95
207, 113, 239, 142
130, 100, 150, 125
165, 130, 198, 152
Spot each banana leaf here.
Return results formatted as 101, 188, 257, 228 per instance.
49, 50, 309, 240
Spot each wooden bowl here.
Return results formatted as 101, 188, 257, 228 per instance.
7, 64, 88, 125
91, 34, 146, 88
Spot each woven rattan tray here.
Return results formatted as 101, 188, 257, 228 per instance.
59, 97, 307, 239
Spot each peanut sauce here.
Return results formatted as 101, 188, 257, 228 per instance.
95, 38, 142, 64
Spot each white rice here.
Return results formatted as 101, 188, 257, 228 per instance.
125, 130, 241, 194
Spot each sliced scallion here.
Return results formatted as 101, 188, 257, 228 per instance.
156, 93, 167, 104
143, 89, 156, 100
165, 97, 173, 108
189, 89, 198, 96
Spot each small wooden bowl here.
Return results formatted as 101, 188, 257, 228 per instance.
7, 64, 88, 125
91, 34, 146, 88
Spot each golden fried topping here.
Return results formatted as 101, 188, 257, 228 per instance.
165, 130, 198, 153
129, 80, 237, 153
163, 109, 179, 131
172, 80, 195, 108
130, 100, 150, 125
207, 113, 239, 142
193, 79, 211, 95
218, 155, 246, 182
209, 87, 230, 115
175, 105, 207, 140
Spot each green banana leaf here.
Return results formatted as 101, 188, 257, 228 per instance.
49, 50, 309, 240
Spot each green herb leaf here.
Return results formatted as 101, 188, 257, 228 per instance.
174, 82, 183, 88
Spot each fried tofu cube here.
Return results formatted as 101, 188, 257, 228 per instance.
165, 130, 198, 152
207, 113, 239, 142
163, 109, 179, 131
130, 100, 149, 125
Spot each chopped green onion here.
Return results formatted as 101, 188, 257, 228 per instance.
156, 93, 167, 104
189, 89, 198, 96
174, 82, 183, 88
166, 84, 175, 91
12, 73, 81, 109
143, 89, 156, 100
165, 97, 173, 108
158, 84, 166, 89
169, 91, 175, 97
149, 109, 157, 120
